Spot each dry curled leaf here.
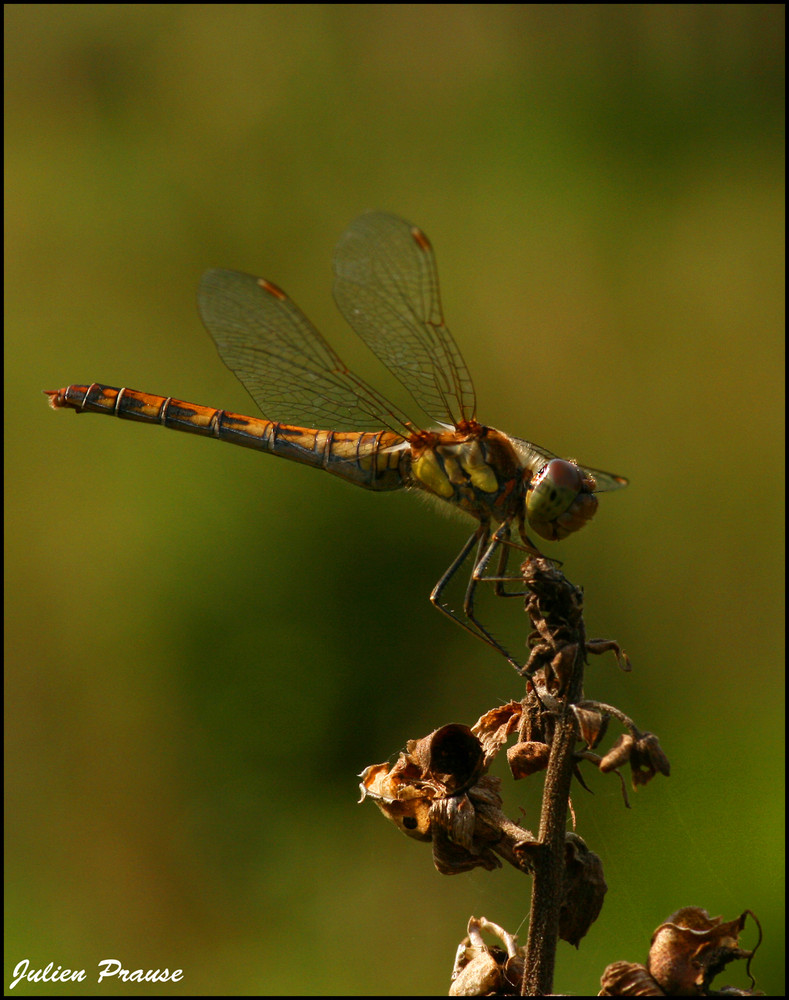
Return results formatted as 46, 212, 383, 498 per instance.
560, 833, 607, 946
360, 724, 535, 874
507, 740, 550, 779
599, 907, 761, 996
599, 959, 666, 995
599, 732, 671, 787
648, 907, 759, 996
450, 916, 525, 996
472, 701, 522, 765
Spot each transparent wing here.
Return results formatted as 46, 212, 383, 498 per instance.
198, 268, 416, 433
579, 467, 629, 493
332, 212, 477, 427
513, 436, 628, 492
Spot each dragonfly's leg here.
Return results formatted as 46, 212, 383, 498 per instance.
465, 522, 502, 614
481, 518, 560, 595
453, 522, 528, 669
516, 519, 561, 568
464, 521, 510, 617
430, 525, 521, 670
467, 522, 532, 600
430, 524, 488, 610
491, 534, 527, 599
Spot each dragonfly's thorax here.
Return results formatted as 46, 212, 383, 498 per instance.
407, 423, 528, 521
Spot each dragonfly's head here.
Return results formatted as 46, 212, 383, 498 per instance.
525, 459, 598, 542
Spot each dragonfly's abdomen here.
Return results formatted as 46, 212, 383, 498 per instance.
273, 424, 407, 491
46, 384, 408, 492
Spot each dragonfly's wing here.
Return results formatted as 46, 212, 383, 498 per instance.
332, 212, 477, 427
578, 467, 629, 493
198, 268, 415, 433
510, 436, 628, 492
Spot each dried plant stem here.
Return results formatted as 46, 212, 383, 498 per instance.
522, 624, 587, 995
362, 558, 674, 994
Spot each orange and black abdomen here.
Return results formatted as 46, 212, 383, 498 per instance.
47, 383, 408, 492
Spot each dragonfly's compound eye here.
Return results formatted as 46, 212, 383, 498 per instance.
526, 459, 598, 541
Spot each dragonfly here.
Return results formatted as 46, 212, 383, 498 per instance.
47, 212, 627, 672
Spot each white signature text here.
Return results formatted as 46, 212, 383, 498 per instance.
9, 959, 184, 989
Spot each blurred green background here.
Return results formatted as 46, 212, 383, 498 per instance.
5, 5, 784, 995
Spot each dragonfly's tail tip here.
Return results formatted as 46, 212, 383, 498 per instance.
44, 390, 62, 409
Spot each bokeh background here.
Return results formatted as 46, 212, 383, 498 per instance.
5, 5, 784, 996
